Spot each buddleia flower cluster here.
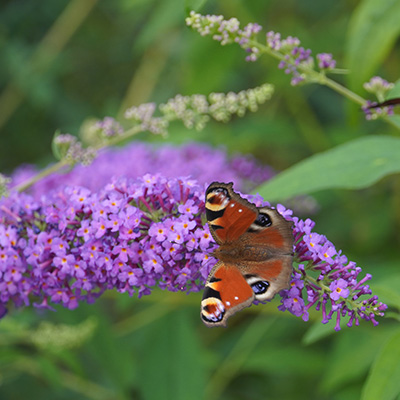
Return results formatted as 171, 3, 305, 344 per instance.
124, 84, 274, 133
282, 212, 387, 330
0, 166, 386, 329
42, 84, 275, 174
186, 11, 337, 86
0, 175, 212, 318
362, 76, 395, 120
1, 143, 274, 318
52, 133, 97, 166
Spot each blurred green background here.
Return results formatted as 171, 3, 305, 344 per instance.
1, 0, 400, 399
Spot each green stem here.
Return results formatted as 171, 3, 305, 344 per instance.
300, 266, 382, 317
305, 274, 330, 292
13, 160, 69, 193
252, 41, 367, 105
298, 266, 331, 292
319, 75, 366, 105
96, 124, 144, 149
13, 124, 145, 194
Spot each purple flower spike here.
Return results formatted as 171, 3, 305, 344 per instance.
0, 175, 217, 317
187, 12, 341, 86
1, 158, 386, 330
276, 207, 387, 330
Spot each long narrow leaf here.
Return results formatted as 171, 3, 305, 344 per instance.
258, 135, 400, 202
361, 329, 400, 400
346, 0, 400, 90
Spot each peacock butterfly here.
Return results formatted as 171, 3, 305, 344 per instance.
201, 182, 294, 327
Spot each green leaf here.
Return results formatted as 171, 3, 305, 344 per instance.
37, 354, 62, 389
346, 0, 400, 91
185, 0, 208, 13
51, 130, 62, 161
372, 274, 400, 309
387, 115, 400, 130
243, 344, 324, 376
137, 308, 206, 400
257, 135, 400, 202
302, 320, 336, 345
320, 328, 390, 394
387, 79, 400, 99
85, 311, 136, 392
361, 329, 400, 400
134, 0, 185, 50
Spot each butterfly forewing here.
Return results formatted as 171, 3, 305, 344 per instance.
246, 207, 294, 255
205, 182, 257, 243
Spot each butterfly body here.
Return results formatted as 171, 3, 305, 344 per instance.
201, 182, 294, 327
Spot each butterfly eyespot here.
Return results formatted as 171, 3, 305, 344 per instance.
201, 298, 225, 323
214, 188, 229, 197
255, 213, 272, 227
251, 280, 270, 294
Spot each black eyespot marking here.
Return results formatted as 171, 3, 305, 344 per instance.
251, 280, 270, 294
203, 286, 222, 301
255, 212, 272, 227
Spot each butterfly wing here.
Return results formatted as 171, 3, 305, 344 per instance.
240, 256, 294, 302
243, 206, 294, 254
202, 182, 294, 327
201, 261, 255, 327
205, 182, 257, 244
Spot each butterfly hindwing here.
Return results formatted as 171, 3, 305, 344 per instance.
201, 257, 293, 327
201, 262, 255, 327
242, 257, 294, 302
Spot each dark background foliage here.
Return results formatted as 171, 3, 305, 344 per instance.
0, 0, 400, 399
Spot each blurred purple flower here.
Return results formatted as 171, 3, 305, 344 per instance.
364, 76, 394, 94
11, 142, 274, 197
362, 100, 394, 121
316, 53, 336, 70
